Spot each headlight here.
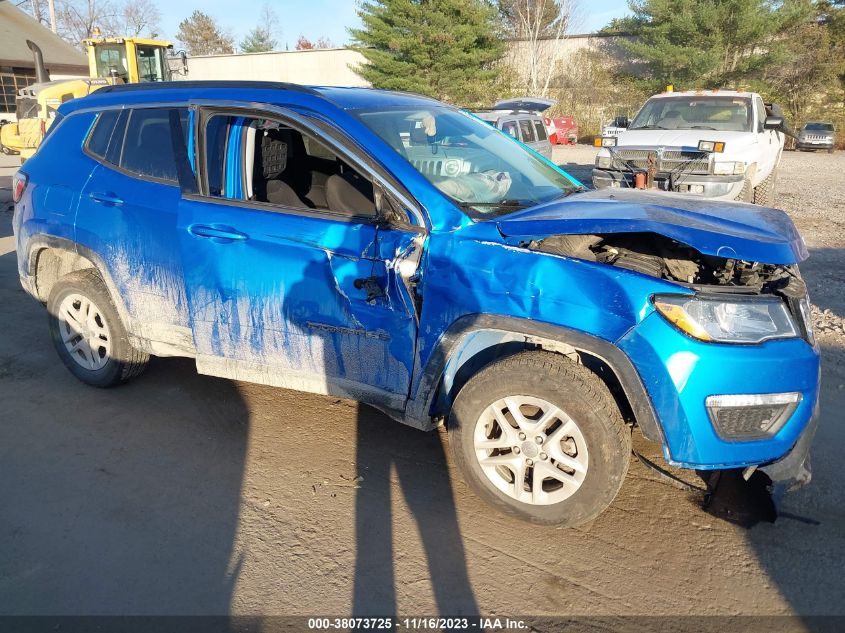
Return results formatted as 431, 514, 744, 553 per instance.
713, 161, 746, 176
653, 294, 798, 343
596, 155, 612, 169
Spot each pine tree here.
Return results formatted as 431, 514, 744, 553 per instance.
176, 11, 235, 56
350, 0, 506, 105
241, 27, 277, 53
616, 0, 810, 90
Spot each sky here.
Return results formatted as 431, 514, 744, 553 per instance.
157, 1, 632, 50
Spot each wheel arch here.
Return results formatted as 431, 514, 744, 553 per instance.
406, 314, 664, 444
26, 236, 132, 328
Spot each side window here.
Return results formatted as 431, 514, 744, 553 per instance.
533, 120, 547, 142
519, 119, 535, 143
501, 120, 518, 137
119, 107, 189, 183
202, 114, 377, 219
86, 110, 120, 159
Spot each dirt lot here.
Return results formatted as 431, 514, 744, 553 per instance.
1, 148, 844, 622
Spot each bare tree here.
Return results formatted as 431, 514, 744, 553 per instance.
504, 0, 581, 96
113, 0, 161, 38
55, 0, 118, 45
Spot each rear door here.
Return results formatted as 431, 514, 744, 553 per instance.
75, 106, 193, 351
177, 106, 422, 410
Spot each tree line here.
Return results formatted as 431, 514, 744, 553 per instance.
17, 0, 332, 55
18, 0, 845, 132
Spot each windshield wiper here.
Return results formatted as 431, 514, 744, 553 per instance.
689, 125, 717, 130
629, 125, 667, 130
460, 199, 535, 208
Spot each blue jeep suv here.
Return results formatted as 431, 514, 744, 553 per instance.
12, 82, 819, 525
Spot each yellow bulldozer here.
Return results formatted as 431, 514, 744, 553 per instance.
0, 36, 179, 162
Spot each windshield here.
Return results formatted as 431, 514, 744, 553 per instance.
94, 44, 130, 82
804, 122, 834, 132
136, 45, 171, 82
629, 96, 753, 133
353, 107, 579, 218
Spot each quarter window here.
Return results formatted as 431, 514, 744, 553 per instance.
533, 120, 547, 142
86, 110, 121, 159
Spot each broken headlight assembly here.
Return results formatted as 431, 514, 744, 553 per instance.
652, 294, 798, 343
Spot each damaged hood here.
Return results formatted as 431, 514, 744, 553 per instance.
496, 189, 808, 265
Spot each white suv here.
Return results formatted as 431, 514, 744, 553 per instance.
593, 91, 784, 206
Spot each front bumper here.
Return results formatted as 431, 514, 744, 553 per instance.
796, 140, 834, 150
593, 168, 746, 200
617, 310, 820, 470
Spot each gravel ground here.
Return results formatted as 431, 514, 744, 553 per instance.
0, 148, 844, 623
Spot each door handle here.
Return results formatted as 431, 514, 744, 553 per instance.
89, 192, 123, 206
188, 224, 248, 242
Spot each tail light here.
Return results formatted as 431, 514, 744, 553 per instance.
12, 171, 28, 204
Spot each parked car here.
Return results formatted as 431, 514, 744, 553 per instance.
593, 90, 785, 206
14, 81, 818, 526
796, 122, 836, 153
472, 97, 553, 159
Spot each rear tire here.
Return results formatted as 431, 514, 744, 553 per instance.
47, 269, 149, 387
448, 351, 631, 526
753, 169, 777, 207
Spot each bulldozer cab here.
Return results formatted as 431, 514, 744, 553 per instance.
84, 37, 174, 84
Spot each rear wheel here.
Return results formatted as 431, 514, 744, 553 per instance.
47, 270, 149, 387
448, 351, 631, 526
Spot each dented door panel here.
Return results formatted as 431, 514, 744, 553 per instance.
178, 197, 418, 401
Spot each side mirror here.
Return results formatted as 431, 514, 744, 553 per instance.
180, 51, 189, 75
617, 116, 630, 128
764, 116, 784, 130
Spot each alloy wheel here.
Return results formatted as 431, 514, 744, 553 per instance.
473, 395, 589, 505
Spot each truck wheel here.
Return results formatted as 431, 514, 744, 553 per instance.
829, 148, 835, 155
753, 169, 777, 207
47, 269, 149, 388
735, 178, 752, 202
448, 351, 631, 526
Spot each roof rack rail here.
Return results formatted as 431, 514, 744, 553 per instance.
94, 80, 319, 95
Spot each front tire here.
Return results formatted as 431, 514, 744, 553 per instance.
448, 351, 631, 526
47, 270, 149, 387
753, 169, 777, 206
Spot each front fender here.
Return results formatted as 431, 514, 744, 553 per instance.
403, 313, 663, 443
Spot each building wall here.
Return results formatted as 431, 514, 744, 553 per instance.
175, 48, 370, 87
0, 3, 89, 119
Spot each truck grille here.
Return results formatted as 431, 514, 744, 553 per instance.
612, 149, 711, 175
802, 134, 830, 141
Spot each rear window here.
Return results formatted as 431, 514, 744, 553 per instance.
533, 120, 547, 142
86, 110, 120, 158
121, 108, 188, 182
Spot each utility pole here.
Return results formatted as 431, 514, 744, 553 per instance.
47, 0, 57, 33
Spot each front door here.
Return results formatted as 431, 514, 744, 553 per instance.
177, 109, 420, 410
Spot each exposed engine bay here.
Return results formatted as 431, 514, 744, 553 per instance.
530, 232, 807, 299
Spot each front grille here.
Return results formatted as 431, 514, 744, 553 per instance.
802, 134, 831, 142
612, 148, 711, 175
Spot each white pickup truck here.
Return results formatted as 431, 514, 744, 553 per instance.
592, 90, 785, 206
